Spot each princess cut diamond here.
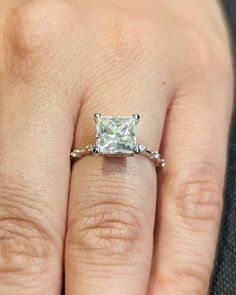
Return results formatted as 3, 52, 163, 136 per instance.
96, 116, 137, 156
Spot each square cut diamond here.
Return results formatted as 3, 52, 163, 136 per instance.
96, 116, 137, 156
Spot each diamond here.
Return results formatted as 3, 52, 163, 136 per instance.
138, 145, 147, 153
96, 116, 137, 156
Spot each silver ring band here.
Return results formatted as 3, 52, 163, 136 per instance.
71, 144, 166, 167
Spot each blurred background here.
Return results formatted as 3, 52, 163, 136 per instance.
210, 1, 236, 294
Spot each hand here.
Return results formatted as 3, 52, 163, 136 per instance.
0, 0, 233, 294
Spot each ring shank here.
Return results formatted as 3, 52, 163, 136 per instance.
71, 144, 165, 167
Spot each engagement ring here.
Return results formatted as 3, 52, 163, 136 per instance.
71, 113, 165, 167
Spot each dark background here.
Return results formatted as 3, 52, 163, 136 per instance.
210, 1, 236, 294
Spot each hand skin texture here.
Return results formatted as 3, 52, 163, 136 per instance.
0, 0, 234, 294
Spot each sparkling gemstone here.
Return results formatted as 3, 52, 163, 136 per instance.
96, 116, 137, 156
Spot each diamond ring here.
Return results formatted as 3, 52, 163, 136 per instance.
71, 113, 165, 167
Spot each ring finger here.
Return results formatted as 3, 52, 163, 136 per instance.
65, 6, 175, 295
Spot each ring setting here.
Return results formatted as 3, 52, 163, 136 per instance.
71, 113, 165, 167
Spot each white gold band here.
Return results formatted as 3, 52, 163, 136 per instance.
71, 144, 166, 167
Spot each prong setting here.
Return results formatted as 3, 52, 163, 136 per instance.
93, 146, 101, 154
132, 114, 140, 123
94, 113, 102, 121
134, 144, 147, 154
134, 145, 141, 154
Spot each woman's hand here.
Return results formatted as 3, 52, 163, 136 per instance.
0, 0, 233, 294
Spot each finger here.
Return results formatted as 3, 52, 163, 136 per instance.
148, 36, 233, 294
65, 10, 174, 295
0, 1, 81, 294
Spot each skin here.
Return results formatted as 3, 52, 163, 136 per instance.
0, 0, 234, 294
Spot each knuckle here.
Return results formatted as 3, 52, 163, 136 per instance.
179, 26, 234, 121
0, 177, 59, 274
183, 26, 233, 83
158, 265, 209, 295
107, 13, 158, 70
169, 164, 223, 231
175, 269, 209, 294
67, 180, 147, 262
6, 0, 73, 58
